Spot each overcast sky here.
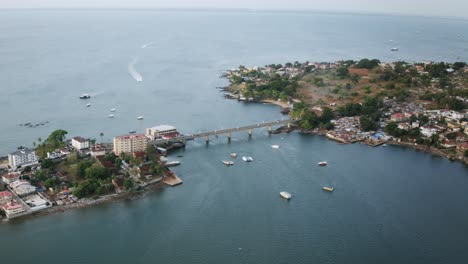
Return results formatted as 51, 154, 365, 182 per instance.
2, 0, 467, 18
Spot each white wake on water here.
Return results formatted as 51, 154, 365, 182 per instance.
128, 57, 143, 82
141, 41, 159, 49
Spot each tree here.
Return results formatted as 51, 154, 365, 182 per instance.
464, 150, 468, 158
336, 67, 349, 78
360, 115, 378, 131
124, 178, 134, 190
100, 132, 104, 145
85, 164, 110, 180
385, 122, 398, 136
320, 107, 335, 123
23, 166, 32, 173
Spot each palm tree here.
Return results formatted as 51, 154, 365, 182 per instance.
33, 141, 36, 147
100, 132, 104, 145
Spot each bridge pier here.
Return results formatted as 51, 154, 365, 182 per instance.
268, 126, 272, 134
287, 122, 291, 129
205, 136, 209, 144
248, 128, 252, 138
227, 132, 231, 143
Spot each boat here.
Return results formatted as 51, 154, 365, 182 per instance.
165, 161, 181, 167
230, 153, 237, 158
128, 130, 136, 134
322, 186, 334, 192
110, 108, 116, 112
222, 160, 234, 166
391, 47, 399, 51
242, 156, 254, 162
86, 103, 91, 107
137, 116, 144, 120
318, 161, 328, 166
79, 94, 91, 99
382, 144, 388, 147
280, 191, 292, 200
271, 145, 280, 149
177, 155, 184, 158
108, 114, 115, 118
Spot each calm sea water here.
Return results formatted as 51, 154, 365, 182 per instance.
0, 10, 467, 264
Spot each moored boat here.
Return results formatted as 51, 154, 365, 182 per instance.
79, 94, 91, 99
165, 161, 181, 167
242, 156, 254, 162
318, 161, 328, 166
230, 153, 237, 158
137, 116, 144, 120
86, 103, 91, 107
322, 186, 334, 192
108, 114, 115, 118
271, 145, 280, 149
280, 191, 292, 200
129, 130, 136, 134
110, 108, 116, 112
222, 160, 234, 166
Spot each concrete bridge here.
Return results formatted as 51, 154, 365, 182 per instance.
150, 119, 298, 145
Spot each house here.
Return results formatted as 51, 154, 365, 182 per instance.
9, 180, 36, 197
145, 125, 179, 140
2, 172, 20, 184
391, 113, 406, 122
1, 202, 26, 218
71, 137, 90, 150
0, 191, 13, 204
441, 139, 456, 149
420, 126, 437, 137
8, 147, 38, 168
397, 122, 410, 131
411, 122, 420, 128
457, 142, 468, 152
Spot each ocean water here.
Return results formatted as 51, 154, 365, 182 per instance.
0, 10, 467, 264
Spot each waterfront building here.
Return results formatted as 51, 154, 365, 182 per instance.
1, 202, 26, 218
8, 147, 38, 168
71, 136, 90, 150
9, 180, 36, 197
1, 172, 20, 184
113, 134, 148, 156
421, 126, 437, 137
0, 191, 13, 204
146, 125, 178, 140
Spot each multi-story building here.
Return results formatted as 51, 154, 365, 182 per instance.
1, 202, 26, 218
8, 147, 38, 168
113, 134, 148, 156
146, 125, 178, 140
71, 136, 90, 150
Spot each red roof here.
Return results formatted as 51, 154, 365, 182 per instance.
2, 202, 22, 210
2, 173, 20, 180
0, 191, 13, 198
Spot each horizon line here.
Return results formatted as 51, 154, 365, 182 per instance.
0, 7, 467, 21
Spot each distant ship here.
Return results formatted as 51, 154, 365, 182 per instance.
108, 114, 115, 118
110, 108, 116, 112
86, 103, 91, 107
222, 160, 234, 166
79, 94, 91, 99
242, 156, 254, 162
137, 116, 144, 120
129, 130, 136, 134
322, 186, 334, 192
318, 161, 328, 166
391, 47, 399, 52
280, 191, 292, 200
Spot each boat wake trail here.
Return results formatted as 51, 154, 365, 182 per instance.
128, 57, 143, 82
141, 41, 159, 49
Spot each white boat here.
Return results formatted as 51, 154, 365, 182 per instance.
391, 47, 399, 51
382, 144, 388, 147
129, 130, 137, 134
137, 116, 144, 120
86, 103, 91, 107
230, 153, 237, 158
280, 191, 292, 200
108, 114, 115, 118
242, 156, 254, 162
271, 145, 280, 149
165, 161, 181, 167
318, 161, 328, 166
222, 160, 234, 166
110, 108, 116, 112
322, 186, 334, 192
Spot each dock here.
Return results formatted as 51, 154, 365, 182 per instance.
163, 171, 183, 186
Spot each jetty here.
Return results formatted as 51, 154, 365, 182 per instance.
163, 171, 183, 186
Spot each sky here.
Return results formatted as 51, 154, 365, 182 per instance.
1, 0, 467, 18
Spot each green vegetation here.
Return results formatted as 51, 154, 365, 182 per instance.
242, 74, 298, 101
36, 129, 68, 158
355, 59, 381, 70
291, 102, 335, 130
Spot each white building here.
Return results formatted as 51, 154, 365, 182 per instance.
8, 147, 38, 168
421, 126, 437, 137
1, 202, 26, 218
9, 180, 36, 197
1, 172, 20, 184
71, 137, 90, 150
146, 125, 177, 140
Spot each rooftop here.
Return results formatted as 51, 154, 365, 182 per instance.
10, 147, 35, 156
148, 125, 176, 132
72, 136, 88, 143
115, 134, 146, 140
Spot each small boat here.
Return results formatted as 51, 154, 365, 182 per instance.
86, 103, 91, 107
318, 161, 328, 166
110, 108, 116, 112
271, 145, 280, 149
79, 94, 91, 99
280, 191, 292, 200
165, 161, 181, 167
391, 47, 399, 51
108, 114, 115, 118
242, 156, 254, 162
322, 186, 334, 192
177, 155, 184, 158
382, 144, 388, 147
129, 130, 136, 134
230, 153, 237, 158
137, 116, 144, 120
222, 160, 234, 166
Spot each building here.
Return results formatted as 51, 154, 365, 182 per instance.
421, 126, 437, 137
0, 191, 13, 204
2, 172, 20, 184
146, 125, 178, 140
71, 136, 90, 150
8, 147, 38, 168
1, 202, 26, 218
390, 113, 406, 122
113, 134, 148, 156
9, 180, 36, 197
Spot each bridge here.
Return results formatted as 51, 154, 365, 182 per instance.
149, 119, 298, 145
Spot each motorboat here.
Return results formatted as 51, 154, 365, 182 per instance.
280, 191, 292, 200
108, 114, 115, 118
230, 153, 237, 158
242, 156, 254, 162
322, 186, 334, 192
165, 161, 181, 167
391, 47, 399, 51
110, 108, 116, 112
222, 160, 234, 166
137, 116, 144, 120
318, 161, 328, 166
271, 145, 280, 149
129, 130, 136, 134
79, 94, 91, 99
86, 103, 91, 107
